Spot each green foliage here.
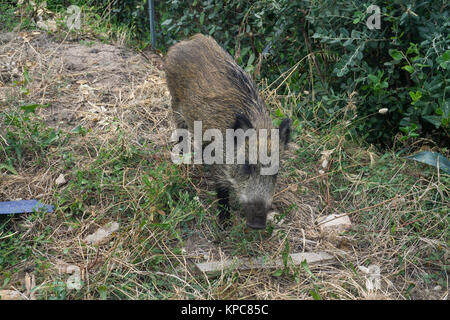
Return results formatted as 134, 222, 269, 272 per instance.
0, 216, 32, 274
309, 1, 449, 144
0, 1, 19, 30
46, 0, 150, 35
0, 108, 62, 169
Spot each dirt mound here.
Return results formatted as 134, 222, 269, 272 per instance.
0, 31, 171, 145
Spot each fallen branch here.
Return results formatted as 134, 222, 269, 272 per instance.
194, 252, 335, 277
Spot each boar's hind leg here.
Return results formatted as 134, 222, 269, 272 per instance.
174, 112, 187, 144
216, 186, 231, 225
169, 94, 187, 130
172, 109, 187, 131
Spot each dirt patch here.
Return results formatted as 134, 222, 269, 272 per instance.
0, 31, 171, 145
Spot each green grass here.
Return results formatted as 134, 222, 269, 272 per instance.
1, 100, 447, 299
0, 115, 203, 298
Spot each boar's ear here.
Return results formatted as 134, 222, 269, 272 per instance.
233, 113, 253, 131
279, 118, 291, 146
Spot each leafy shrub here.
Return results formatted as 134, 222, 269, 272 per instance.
307, 0, 449, 144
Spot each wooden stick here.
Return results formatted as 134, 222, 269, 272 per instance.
194, 252, 335, 276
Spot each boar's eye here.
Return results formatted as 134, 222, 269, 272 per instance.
242, 162, 255, 175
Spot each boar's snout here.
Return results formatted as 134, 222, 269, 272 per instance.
244, 201, 269, 229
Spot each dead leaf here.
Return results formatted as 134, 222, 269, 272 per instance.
267, 211, 284, 225
358, 264, 381, 293
24, 273, 36, 300
317, 214, 352, 232
55, 173, 67, 186
53, 260, 82, 290
79, 84, 94, 96
84, 222, 119, 245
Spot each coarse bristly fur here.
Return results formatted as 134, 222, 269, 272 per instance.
164, 34, 291, 229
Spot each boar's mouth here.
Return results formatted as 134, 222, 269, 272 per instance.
243, 201, 268, 229
246, 217, 267, 229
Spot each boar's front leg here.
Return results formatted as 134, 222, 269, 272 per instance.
216, 185, 230, 225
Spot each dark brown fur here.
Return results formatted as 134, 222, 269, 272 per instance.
164, 34, 290, 229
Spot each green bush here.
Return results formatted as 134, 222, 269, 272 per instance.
306, 0, 449, 144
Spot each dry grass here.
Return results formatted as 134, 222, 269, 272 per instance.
0, 30, 448, 300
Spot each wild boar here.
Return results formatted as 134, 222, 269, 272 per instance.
164, 34, 290, 229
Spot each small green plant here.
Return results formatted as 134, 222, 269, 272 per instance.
0, 1, 21, 30
366, 71, 388, 96
272, 236, 301, 283
0, 108, 62, 169
399, 123, 420, 141
13, 67, 31, 96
